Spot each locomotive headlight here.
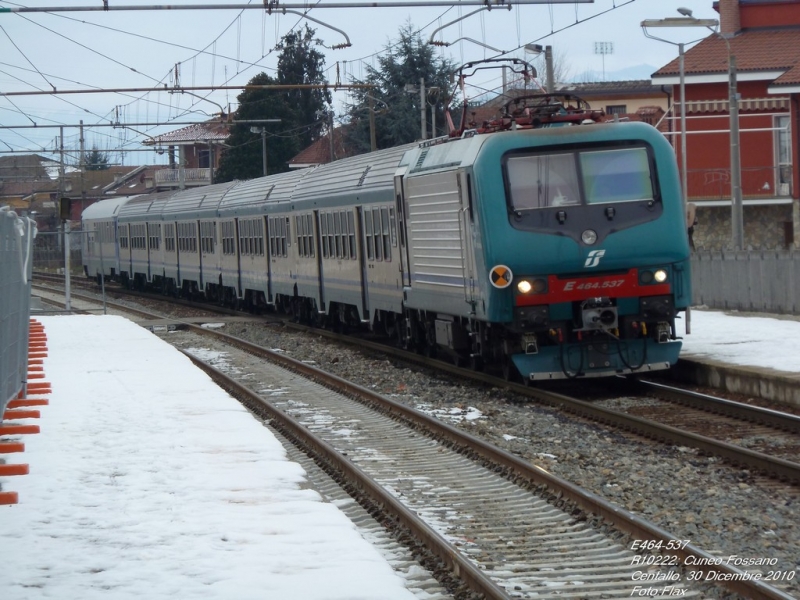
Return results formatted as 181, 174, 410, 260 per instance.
516, 278, 547, 295
654, 269, 668, 283
581, 229, 598, 245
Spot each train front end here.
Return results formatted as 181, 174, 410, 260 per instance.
476, 122, 691, 380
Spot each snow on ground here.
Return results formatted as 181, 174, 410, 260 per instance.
0, 315, 417, 600
681, 308, 800, 373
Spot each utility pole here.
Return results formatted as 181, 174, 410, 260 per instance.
368, 97, 377, 152
419, 78, 426, 140
329, 111, 335, 161
79, 120, 87, 215
545, 46, 555, 93
59, 126, 71, 312
729, 55, 744, 250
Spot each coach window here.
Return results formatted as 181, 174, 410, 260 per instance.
332, 211, 341, 258
190, 223, 198, 253
381, 207, 391, 261
149, 224, 161, 251
164, 224, 175, 252
346, 212, 356, 259
580, 147, 654, 205
319, 213, 329, 258
388, 207, 397, 247
301, 214, 314, 258
365, 210, 374, 260
372, 208, 382, 261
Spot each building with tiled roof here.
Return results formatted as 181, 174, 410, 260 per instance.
142, 118, 230, 189
650, 0, 800, 250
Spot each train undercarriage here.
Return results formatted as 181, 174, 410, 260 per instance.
109, 269, 681, 381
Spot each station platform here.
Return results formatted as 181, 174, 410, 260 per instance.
678, 308, 800, 408
0, 315, 418, 600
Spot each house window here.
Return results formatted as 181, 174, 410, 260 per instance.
198, 149, 211, 169
605, 105, 627, 115
775, 115, 792, 196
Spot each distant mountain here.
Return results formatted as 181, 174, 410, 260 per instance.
570, 64, 659, 83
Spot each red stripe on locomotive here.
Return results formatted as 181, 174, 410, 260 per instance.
515, 269, 671, 306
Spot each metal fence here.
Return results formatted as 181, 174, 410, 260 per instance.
691, 251, 800, 314
1, 207, 36, 415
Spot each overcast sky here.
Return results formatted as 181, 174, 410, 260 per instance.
0, 0, 718, 166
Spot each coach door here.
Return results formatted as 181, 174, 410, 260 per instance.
394, 173, 411, 288
355, 206, 369, 319
312, 210, 325, 311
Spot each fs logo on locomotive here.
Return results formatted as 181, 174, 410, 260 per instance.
584, 249, 606, 268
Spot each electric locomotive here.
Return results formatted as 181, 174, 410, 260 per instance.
83, 67, 690, 381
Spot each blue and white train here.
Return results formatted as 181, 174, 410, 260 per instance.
83, 110, 691, 380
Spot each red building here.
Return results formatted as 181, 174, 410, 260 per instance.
651, 0, 800, 250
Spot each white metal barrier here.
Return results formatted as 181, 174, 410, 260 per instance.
1, 206, 37, 415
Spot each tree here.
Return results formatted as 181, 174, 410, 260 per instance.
84, 146, 109, 171
343, 23, 456, 152
216, 26, 331, 182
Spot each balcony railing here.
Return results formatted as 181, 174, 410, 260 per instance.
154, 168, 213, 187
687, 165, 792, 201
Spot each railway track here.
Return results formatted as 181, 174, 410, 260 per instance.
31, 277, 800, 598
170, 326, 789, 599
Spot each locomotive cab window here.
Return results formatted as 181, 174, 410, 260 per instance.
506, 153, 581, 209
504, 145, 656, 211
580, 147, 654, 205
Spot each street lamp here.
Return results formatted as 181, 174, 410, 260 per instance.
524, 44, 555, 93
642, 10, 719, 241
642, 9, 743, 251
250, 126, 268, 176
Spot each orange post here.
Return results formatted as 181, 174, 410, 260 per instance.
0, 441, 25, 453
0, 492, 19, 505
7, 399, 49, 409
0, 464, 29, 476
0, 424, 40, 435
3, 409, 40, 420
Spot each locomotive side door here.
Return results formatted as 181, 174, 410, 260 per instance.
400, 168, 472, 312
457, 170, 478, 309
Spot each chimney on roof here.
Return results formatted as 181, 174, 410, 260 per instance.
719, 0, 741, 37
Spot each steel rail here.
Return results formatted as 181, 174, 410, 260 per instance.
184, 324, 796, 600
179, 346, 514, 600
633, 377, 800, 434
288, 322, 800, 484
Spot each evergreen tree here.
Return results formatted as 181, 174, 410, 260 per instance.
344, 23, 456, 152
84, 146, 110, 171
216, 26, 331, 182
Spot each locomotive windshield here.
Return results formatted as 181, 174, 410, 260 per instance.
505, 146, 655, 211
